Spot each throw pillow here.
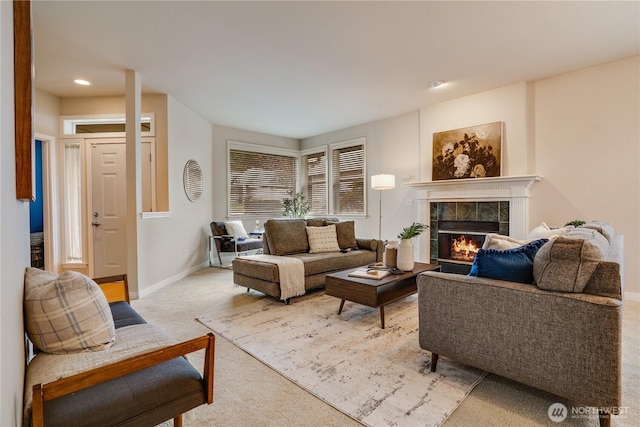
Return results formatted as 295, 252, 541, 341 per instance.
469, 238, 549, 284
264, 219, 309, 255
306, 224, 341, 254
335, 221, 358, 249
224, 220, 249, 239
533, 228, 608, 293
580, 220, 615, 243
24, 268, 116, 354
526, 222, 574, 239
305, 218, 326, 227
482, 233, 535, 250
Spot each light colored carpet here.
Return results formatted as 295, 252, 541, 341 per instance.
197, 290, 485, 427
131, 267, 640, 427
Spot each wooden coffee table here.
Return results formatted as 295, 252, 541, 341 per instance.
325, 262, 440, 329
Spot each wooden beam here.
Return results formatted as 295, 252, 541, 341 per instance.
13, 0, 34, 201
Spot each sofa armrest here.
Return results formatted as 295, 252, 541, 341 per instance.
356, 238, 383, 262
31, 333, 215, 427
417, 271, 622, 408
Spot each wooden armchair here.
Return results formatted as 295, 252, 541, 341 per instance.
28, 274, 215, 427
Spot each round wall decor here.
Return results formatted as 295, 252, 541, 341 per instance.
183, 159, 203, 202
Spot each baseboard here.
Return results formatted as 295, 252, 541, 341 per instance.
624, 291, 640, 302
133, 261, 209, 300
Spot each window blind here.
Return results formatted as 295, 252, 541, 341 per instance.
331, 144, 365, 214
229, 148, 298, 216
300, 151, 327, 215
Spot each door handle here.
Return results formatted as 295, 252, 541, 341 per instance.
92, 211, 101, 227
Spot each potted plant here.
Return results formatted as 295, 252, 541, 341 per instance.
396, 222, 429, 271
282, 190, 310, 219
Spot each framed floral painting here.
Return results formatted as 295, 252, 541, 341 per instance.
432, 121, 502, 181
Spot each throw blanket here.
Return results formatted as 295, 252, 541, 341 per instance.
24, 323, 177, 427
246, 254, 305, 301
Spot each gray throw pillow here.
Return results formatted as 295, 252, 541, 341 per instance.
533, 228, 609, 293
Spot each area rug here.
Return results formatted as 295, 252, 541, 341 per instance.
197, 291, 486, 427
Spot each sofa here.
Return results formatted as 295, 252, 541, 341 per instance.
232, 218, 383, 302
23, 270, 215, 427
417, 221, 623, 427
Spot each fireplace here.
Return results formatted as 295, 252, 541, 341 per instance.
427, 201, 509, 274
437, 220, 500, 274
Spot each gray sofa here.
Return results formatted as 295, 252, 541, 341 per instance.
417, 223, 623, 426
233, 218, 383, 302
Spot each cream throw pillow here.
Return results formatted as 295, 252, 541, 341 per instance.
483, 233, 536, 250
306, 224, 341, 254
24, 268, 116, 354
224, 220, 249, 239
527, 222, 574, 239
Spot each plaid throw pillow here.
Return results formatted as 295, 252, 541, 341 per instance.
24, 268, 116, 354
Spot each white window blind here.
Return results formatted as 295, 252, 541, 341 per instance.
331, 142, 365, 215
228, 143, 298, 217
300, 150, 327, 215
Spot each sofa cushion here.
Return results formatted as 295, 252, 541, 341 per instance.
305, 218, 327, 227
224, 220, 249, 239
469, 239, 548, 284
534, 228, 609, 293
307, 224, 341, 253
580, 220, 615, 243
265, 219, 309, 255
527, 222, 574, 239
24, 268, 116, 354
335, 221, 358, 249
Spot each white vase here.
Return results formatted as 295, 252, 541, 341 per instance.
397, 239, 415, 271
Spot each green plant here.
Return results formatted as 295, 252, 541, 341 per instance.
282, 190, 310, 218
565, 220, 586, 227
397, 222, 429, 240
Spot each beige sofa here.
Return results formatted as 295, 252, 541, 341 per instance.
417, 223, 623, 427
233, 218, 383, 302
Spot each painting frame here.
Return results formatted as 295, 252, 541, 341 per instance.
432, 121, 503, 181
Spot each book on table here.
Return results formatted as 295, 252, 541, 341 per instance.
348, 267, 391, 280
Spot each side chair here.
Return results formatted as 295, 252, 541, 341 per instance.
209, 221, 263, 268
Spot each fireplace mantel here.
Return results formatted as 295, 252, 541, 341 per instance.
407, 175, 543, 240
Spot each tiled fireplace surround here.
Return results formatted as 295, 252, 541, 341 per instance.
407, 175, 543, 268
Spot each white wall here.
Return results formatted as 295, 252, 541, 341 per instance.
136, 96, 214, 296
302, 111, 421, 242
532, 56, 639, 299
0, 2, 30, 424
211, 124, 299, 232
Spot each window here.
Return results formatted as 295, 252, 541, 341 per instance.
330, 139, 366, 215
228, 141, 298, 217
63, 142, 83, 263
300, 149, 327, 215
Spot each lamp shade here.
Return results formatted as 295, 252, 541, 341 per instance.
371, 174, 395, 190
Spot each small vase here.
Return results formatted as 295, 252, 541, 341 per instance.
397, 239, 415, 271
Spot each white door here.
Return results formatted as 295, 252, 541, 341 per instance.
91, 143, 127, 277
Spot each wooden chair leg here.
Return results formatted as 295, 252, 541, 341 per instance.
174, 414, 183, 427
430, 353, 439, 372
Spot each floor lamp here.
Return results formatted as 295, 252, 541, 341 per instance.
371, 173, 396, 241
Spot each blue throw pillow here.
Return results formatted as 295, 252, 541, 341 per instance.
468, 238, 548, 284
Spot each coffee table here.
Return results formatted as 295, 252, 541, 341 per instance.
325, 262, 440, 329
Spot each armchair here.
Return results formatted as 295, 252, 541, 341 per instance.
209, 221, 263, 268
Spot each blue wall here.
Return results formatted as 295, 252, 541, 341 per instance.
29, 140, 44, 233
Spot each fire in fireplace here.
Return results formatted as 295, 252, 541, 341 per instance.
450, 235, 481, 262
438, 220, 500, 274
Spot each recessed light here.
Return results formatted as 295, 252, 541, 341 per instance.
74, 79, 91, 86
428, 80, 446, 89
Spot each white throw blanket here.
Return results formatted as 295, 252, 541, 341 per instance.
24, 324, 177, 426
246, 254, 305, 301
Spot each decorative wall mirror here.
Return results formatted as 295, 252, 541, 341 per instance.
183, 159, 203, 202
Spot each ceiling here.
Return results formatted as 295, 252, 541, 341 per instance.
33, 1, 640, 139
